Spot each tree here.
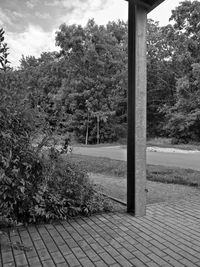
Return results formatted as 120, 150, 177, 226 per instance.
0, 28, 10, 73
55, 19, 127, 143
146, 20, 176, 137
18, 53, 70, 133
163, 0, 200, 143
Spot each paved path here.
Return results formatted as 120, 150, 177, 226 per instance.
2, 195, 200, 266
73, 146, 200, 171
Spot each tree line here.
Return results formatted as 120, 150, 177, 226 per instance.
1, 0, 200, 144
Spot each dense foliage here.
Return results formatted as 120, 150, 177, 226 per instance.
147, 0, 200, 143
16, 19, 128, 144
0, 29, 112, 226
163, 1, 200, 143
1, 0, 200, 228
0, 113, 112, 224
1, 0, 200, 146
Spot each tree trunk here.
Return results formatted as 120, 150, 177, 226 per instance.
97, 114, 100, 144
85, 113, 89, 145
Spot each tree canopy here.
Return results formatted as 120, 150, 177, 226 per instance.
1, 0, 200, 144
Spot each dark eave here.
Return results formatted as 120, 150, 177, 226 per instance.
125, 0, 166, 13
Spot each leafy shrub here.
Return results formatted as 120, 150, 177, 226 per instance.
0, 28, 112, 226
0, 107, 44, 223
0, 108, 112, 225
35, 150, 112, 220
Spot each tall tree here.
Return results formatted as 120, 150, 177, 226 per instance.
55, 19, 127, 143
146, 20, 176, 137
164, 0, 200, 143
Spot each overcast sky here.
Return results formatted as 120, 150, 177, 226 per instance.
0, 0, 182, 67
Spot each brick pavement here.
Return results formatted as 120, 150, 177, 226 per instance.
1, 195, 200, 266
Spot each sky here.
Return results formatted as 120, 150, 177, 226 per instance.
0, 0, 183, 68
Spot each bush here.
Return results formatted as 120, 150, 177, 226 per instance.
0, 28, 112, 226
32, 152, 113, 222
0, 109, 112, 225
0, 107, 42, 223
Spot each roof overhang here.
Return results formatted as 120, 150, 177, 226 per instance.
125, 0, 166, 13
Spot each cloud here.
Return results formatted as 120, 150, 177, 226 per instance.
91, 0, 127, 24
44, 0, 60, 7
0, 8, 12, 27
35, 12, 51, 19
58, 0, 127, 26
0, 7, 27, 33
44, 0, 112, 26
1, 0, 124, 34
26, 0, 39, 9
26, 2, 34, 9
12, 11, 23, 18
2, 0, 127, 68
44, 0, 91, 8
59, 0, 109, 14
6, 25, 60, 67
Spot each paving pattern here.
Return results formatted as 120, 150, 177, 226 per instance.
1, 195, 200, 266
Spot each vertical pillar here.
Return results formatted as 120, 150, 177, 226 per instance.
127, 1, 147, 216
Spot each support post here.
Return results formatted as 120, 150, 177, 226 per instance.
127, 1, 147, 216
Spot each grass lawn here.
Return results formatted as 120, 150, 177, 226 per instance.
68, 154, 200, 204
90, 173, 200, 204
69, 154, 200, 187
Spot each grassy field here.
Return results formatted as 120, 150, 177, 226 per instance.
68, 154, 200, 204
90, 173, 200, 204
69, 154, 200, 187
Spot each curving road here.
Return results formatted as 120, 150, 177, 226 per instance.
73, 146, 200, 171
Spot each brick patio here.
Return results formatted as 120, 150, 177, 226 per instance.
1, 194, 200, 267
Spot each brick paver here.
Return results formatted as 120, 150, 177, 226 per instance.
1, 195, 200, 266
